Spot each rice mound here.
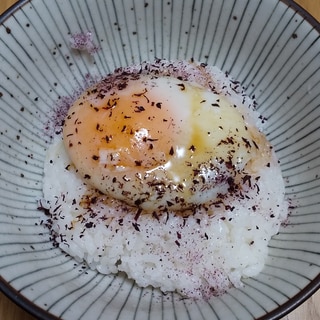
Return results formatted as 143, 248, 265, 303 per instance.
42, 60, 288, 300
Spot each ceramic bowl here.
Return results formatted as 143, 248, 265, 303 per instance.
0, 0, 320, 319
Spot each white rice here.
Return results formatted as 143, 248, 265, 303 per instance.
42, 60, 288, 300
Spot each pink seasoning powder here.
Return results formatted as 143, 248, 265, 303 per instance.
69, 31, 100, 55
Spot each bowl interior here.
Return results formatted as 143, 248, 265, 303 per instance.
0, 0, 320, 319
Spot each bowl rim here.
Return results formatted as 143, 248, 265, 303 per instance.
0, 0, 319, 319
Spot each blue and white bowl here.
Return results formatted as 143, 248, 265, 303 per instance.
0, 0, 319, 319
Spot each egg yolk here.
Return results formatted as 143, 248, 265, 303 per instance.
63, 74, 271, 211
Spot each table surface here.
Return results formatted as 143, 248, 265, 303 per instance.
1, 0, 320, 319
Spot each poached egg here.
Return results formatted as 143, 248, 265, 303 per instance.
63, 69, 271, 212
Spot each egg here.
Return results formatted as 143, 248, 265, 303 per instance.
63, 73, 271, 212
